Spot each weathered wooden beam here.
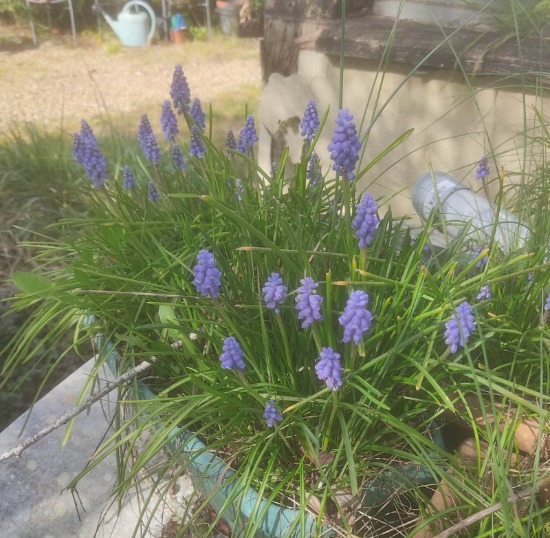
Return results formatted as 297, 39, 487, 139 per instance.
315, 15, 550, 81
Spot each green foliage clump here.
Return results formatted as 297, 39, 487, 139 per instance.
2, 67, 550, 537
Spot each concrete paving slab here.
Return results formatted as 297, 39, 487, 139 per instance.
0, 359, 194, 538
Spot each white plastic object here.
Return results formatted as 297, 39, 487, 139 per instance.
411, 171, 528, 251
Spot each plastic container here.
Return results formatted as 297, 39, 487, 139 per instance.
411, 171, 528, 251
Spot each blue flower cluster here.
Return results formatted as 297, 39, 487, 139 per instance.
444, 301, 475, 353
160, 100, 179, 142
171, 144, 185, 171
190, 97, 206, 130
170, 64, 191, 114
237, 114, 258, 154
225, 130, 237, 153
300, 99, 320, 143
352, 193, 380, 248
477, 284, 491, 301
339, 290, 373, 345
263, 400, 283, 427
72, 120, 107, 188
122, 166, 136, 189
295, 277, 323, 328
315, 347, 343, 391
192, 249, 221, 298
472, 247, 488, 268
306, 152, 322, 190
545, 293, 550, 312
138, 114, 161, 165
475, 155, 490, 181
262, 273, 287, 314
327, 109, 361, 180
147, 181, 159, 202
189, 125, 205, 158
220, 336, 246, 370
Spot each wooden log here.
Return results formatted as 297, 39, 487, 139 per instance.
315, 15, 550, 83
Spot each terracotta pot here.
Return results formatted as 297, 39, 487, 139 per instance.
170, 29, 186, 44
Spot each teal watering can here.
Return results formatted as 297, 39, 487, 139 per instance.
99, 0, 156, 47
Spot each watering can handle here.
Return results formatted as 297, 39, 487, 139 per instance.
122, 0, 157, 43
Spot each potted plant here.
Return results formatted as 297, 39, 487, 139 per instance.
3, 64, 550, 536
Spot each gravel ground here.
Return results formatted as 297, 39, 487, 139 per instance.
0, 25, 262, 135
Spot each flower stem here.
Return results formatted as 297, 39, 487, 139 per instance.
343, 173, 352, 245
322, 391, 339, 451
276, 312, 297, 390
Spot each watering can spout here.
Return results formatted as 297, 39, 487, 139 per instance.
97, 0, 156, 47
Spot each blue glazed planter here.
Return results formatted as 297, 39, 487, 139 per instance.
98, 333, 443, 537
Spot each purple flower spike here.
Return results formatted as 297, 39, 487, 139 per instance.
225, 130, 237, 153
122, 165, 136, 189
138, 114, 161, 164
171, 143, 185, 171
444, 301, 475, 353
545, 293, 550, 312
301, 99, 320, 143
339, 290, 373, 345
307, 152, 322, 189
72, 120, 107, 188
475, 155, 490, 182
235, 178, 245, 201
189, 125, 205, 158
192, 249, 221, 298
327, 109, 361, 180
147, 181, 159, 202
477, 285, 491, 301
315, 347, 343, 391
161, 100, 179, 142
472, 247, 488, 269
190, 97, 206, 130
262, 272, 287, 314
352, 193, 380, 248
263, 400, 283, 427
237, 114, 259, 154
295, 277, 323, 329
220, 336, 245, 371
170, 64, 191, 114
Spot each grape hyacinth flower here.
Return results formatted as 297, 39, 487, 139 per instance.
189, 125, 205, 158
352, 193, 380, 248
72, 120, 107, 188
190, 97, 206, 130
295, 277, 323, 329
472, 247, 488, 268
237, 114, 259, 154
315, 347, 343, 391
160, 100, 179, 142
170, 64, 191, 114
339, 290, 374, 345
300, 99, 320, 143
270, 162, 278, 182
306, 152, 322, 189
171, 144, 185, 171
444, 301, 475, 353
147, 181, 159, 202
225, 130, 237, 153
138, 114, 161, 165
122, 165, 136, 189
475, 155, 490, 182
477, 284, 491, 301
192, 249, 221, 298
545, 293, 550, 312
262, 272, 287, 314
263, 400, 283, 427
235, 178, 245, 201
219, 336, 245, 371
327, 109, 361, 180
